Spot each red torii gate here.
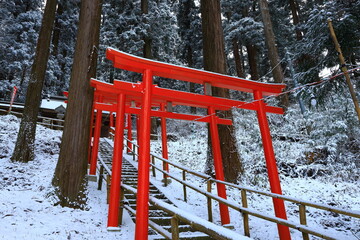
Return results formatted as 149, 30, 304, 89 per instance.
89, 48, 291, 240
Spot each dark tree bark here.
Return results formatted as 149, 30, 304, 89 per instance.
246, 44, 259, 80
289, 0, 303, 40
51, 2, 64, 57
182, 0, 197, 113
141, 0, 158, 139
187, 45, 197, 113
141, 0, 152, 59
242, 7, 259, 81
258, 0, 289, 107
232, 39, 245, 78
11, 0, 57, 163
201, 0, 243, 183
53, 0, 102, 208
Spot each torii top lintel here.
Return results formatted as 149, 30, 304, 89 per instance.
106, 48, 286, 96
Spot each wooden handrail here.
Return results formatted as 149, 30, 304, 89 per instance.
121, 183, 247, 240
150, 161, 338, 240
122, 137, 359, 239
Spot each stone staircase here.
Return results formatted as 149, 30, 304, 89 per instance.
98, 139, 214, 239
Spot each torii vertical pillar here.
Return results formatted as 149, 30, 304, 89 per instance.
160, 103, 169, 179
127, 114, 133, 153
135, 69, 153, 240
208, 106, 230, 225
107, 93, 126, 229
136, 115, 140, 151
89, 109, 102, 176
254, 90, 291, 240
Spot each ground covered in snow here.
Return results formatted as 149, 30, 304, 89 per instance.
0, 115, 134, 240
0, 93, 360, 240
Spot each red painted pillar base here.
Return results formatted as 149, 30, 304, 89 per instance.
254, 90, 291, 240
89, 109, 102, 176
135, 69, 153, 240
208, 106, 230, 225
160, 103, 169, 178
107, 93, 126, 229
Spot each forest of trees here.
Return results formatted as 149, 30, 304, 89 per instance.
1, 0, 359, 207
2, 0, 359, 100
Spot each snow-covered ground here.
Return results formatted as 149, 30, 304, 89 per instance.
0, 100, 359, 240
0, 115, 134, 240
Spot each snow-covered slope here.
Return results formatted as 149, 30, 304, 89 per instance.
0, 92, 359, 240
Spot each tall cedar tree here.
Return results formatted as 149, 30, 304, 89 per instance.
258, 0, 289, 107
201, 0, 243, 182
53, 0, 102, 208
142, 0, 158, 139
178, 0, 202, 113
11, 0, 57, 163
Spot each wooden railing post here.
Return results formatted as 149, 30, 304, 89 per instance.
132, 144, 136, 161
106, 175, 111, 204
207, 179, 213, 222
241, 189, 250, 237
182, 170, 187, 202
151, 155, 156, 178
171, 216, 180, 240
118, 190, 125, 224
98, 165, 104, 190
299, 204, 310, 240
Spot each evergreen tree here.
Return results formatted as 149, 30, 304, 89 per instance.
177, 0, 203, 108
11, 0, 58, 163
222, 0, 264, 80
45, 0, 80, 96
0, 0, 42, 100
293, 0, 360, 104
98, 0, 143, 82
258, 0, 289, 107
201, 0, 243, 183
53, 0, 103, 209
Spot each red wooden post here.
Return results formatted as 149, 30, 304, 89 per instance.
127, 114, 133, 153
160, 103, 169, 178
8, 86, 17, 112
89, 109, 102, 175
136, 115, 140, 148
208, 106, 230, 225
107, 93, 126, 229
135, 69, 153, 240
254, 90, 291, 240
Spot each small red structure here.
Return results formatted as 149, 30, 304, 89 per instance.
8, 86, 18, 112
89, 48, 291, 239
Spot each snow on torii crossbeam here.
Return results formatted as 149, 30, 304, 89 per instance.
89, 48, 291, 240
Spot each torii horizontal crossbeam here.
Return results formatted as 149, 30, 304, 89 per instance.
106, 48, 286, 96
91, 79, 284, 115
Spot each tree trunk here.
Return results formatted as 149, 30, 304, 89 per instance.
53, 0, 102, 209
232, 39, 245, 78
289, 0, 302, 40
11, 0, 57, 163
51, 2, 64, 57
246, 44, 259, 80
258, 0, 289, 107
141, 0, 158, 139
181, 0, 197, 114
201, 0, 243, 183
242, 7, 259, 81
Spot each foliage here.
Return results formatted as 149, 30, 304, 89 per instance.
44, 0, 80, 96
0, 0, 42, 100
